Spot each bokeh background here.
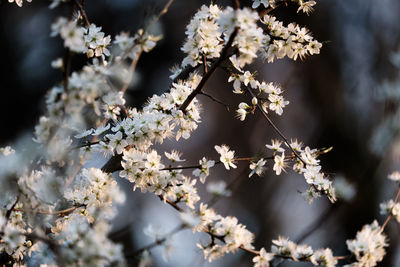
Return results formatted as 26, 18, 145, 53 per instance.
1, 0, 400, 266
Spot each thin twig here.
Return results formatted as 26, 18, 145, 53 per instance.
129, 224, 185, 257
73, 0, 90, 27
121, 50, 143, 93
63, 50, 72, 90
159, 195, 183, 212
12, 205, 85, 216
246, 87, 306, 165
199, 92, 230, 111
295, 203, 339, 243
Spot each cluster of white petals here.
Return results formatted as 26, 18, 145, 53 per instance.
214, 145, 237, 170
388, 171, 400, 184
264, 139, 336, 202
231, 72, 290, 118
270, 236, 337, 266
8, 0, 31, 7
271, 237, 337, 267
196, 204, 255, 262
380, 200, 400, 223
260, 14, 322, 62
345, 221, 388, 267
8, 1, 400, 267
120, 149, 201, 209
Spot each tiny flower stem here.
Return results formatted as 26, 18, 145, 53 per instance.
158, 0, 174, 18
380, 186, 400, 232
159, 195, 183, 212
73, 0, 91, 28
130, 223, 185, 257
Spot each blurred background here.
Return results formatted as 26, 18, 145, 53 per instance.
1, 0, 400, 266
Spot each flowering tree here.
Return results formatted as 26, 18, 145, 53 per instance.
1, 0, 400, 266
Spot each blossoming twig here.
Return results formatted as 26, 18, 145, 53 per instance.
179, 27, 239, 111
245, 86, 306, 165
12, 204, 86, 216
380, 186, 400, 232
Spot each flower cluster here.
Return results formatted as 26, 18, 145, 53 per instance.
219, 7, 265, 68
120, 149, 201, 209
0, 148, 125, 266
83, 24, 111, 59
0, 204, 30, 262
195, 204, 255, 262
388, 171, 400, 184
260, 14, 322, 62
76, 76, 202, 158
114, 29, 162, 61
269, 236, 337, 266
64, 168, 125, 220
9, 1, 398, 267
231, 71, 290, 118
51, 18, 112, 60
8, 0, 31, 7
51, 215, 126, 266
252, 0, 316, 15
181, 5, 223, 67
51, 17, 86, 53
265, 139, 336, 202
346, 221, 388, 266
379, 171, 400, 223
380, 200, 400, 223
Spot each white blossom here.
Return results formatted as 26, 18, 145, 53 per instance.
215, 145, 237, 170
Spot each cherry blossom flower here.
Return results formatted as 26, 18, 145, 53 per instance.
215, 145, 237, 170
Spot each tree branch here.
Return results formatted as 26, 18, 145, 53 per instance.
179, 27, 239, 112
